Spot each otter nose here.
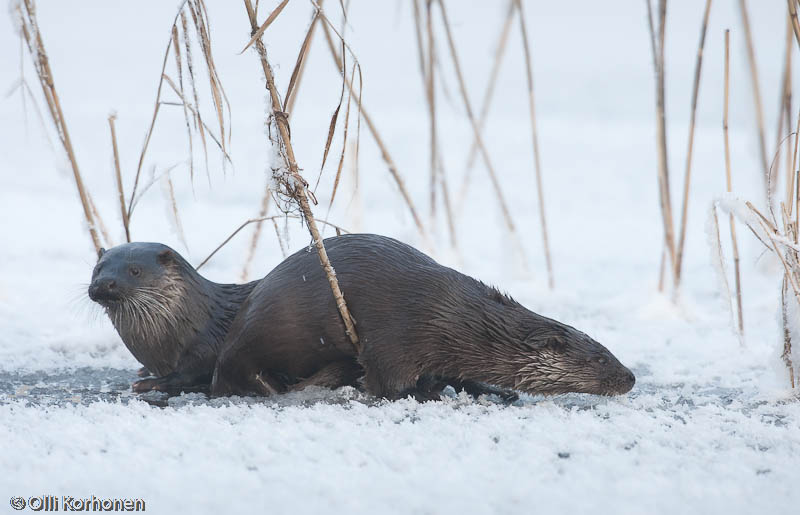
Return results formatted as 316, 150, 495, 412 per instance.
613, 368, 636, 394
622, 369, 635, 391
88, 278, 118, 301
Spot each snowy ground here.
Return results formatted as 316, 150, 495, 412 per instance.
1, 1, 799, 514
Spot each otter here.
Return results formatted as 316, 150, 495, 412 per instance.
88, 234, 635, 399
88, 243, 257, 393
210, 234, 635, 399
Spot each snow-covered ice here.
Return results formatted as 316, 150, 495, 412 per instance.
1, 1, 799, 514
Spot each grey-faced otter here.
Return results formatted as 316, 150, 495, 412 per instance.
88, 243, 257, 393
210, 234, 635, 399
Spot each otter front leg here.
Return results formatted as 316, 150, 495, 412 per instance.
133, 344, 216, 394
453, 380, 519, 403
132, 371, 211, 394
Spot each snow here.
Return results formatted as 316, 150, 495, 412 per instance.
1, 1, 799, 514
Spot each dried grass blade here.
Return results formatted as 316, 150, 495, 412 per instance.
284, 11, 320, 113
163, 172, 189, 252
172, 23, 195, 183
240, 0, 291, 54
241, 186, 273, 281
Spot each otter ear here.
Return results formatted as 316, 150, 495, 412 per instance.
157, 249, 175, 266
97, 248, 106, 260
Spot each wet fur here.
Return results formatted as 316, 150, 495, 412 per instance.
211, 234, 635, 399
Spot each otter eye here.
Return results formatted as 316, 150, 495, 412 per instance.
129, 267, 141, 277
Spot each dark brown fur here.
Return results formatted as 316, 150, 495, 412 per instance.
210, 234, 635, 399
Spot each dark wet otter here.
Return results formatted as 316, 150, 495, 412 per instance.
88, 243, 257, 393
210, 234, 635, 399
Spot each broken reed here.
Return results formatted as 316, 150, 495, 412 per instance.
16, 0, 107, 255
242, 0, 360, 351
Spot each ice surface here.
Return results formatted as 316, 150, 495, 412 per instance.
1, 1, 798, 514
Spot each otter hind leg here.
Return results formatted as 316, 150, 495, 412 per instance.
289, 360, 363, 392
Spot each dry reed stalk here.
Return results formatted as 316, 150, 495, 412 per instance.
412, 0, 427, 79
198, 215, 351, 271
437, 0, 523, 250
243, 0, 359, 350
163, 173, 188, 252
462, 0, 515, 182
781, 17, 794, 210
738, 0, 771, 204
188, 1, 231, 156
325, 66, 356, 222
8, 60, 54, 149
674, 0, 712, 286
16, 0, 104, 255
272, 218, 289, 258
413, 0, 456, 248
515, 0, 553, 288
781, 278, 796, 388
130, 0, 230, 215
286, 0, 324, 118
284, 10, 321, 114
646, 0, 677, 288
710, 206, 735, 327
319, 21, 429, 244
172, 23, 195, 183
88, 195, 113, 248
425, 0, 438, 222
240, 184, 272, 281
161, 75, 232, 164
790, 0, 800, 48
724, 30, 744, 336
108, 114, 130, 242
715, 181, 800, 385
130, 3, 188, 213
437, 153, 458, 249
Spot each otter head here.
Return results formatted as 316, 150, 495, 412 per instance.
519, 320, 635, 396
88, 243, 184, 308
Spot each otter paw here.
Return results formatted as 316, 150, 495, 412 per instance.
132, 378, 165, 393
